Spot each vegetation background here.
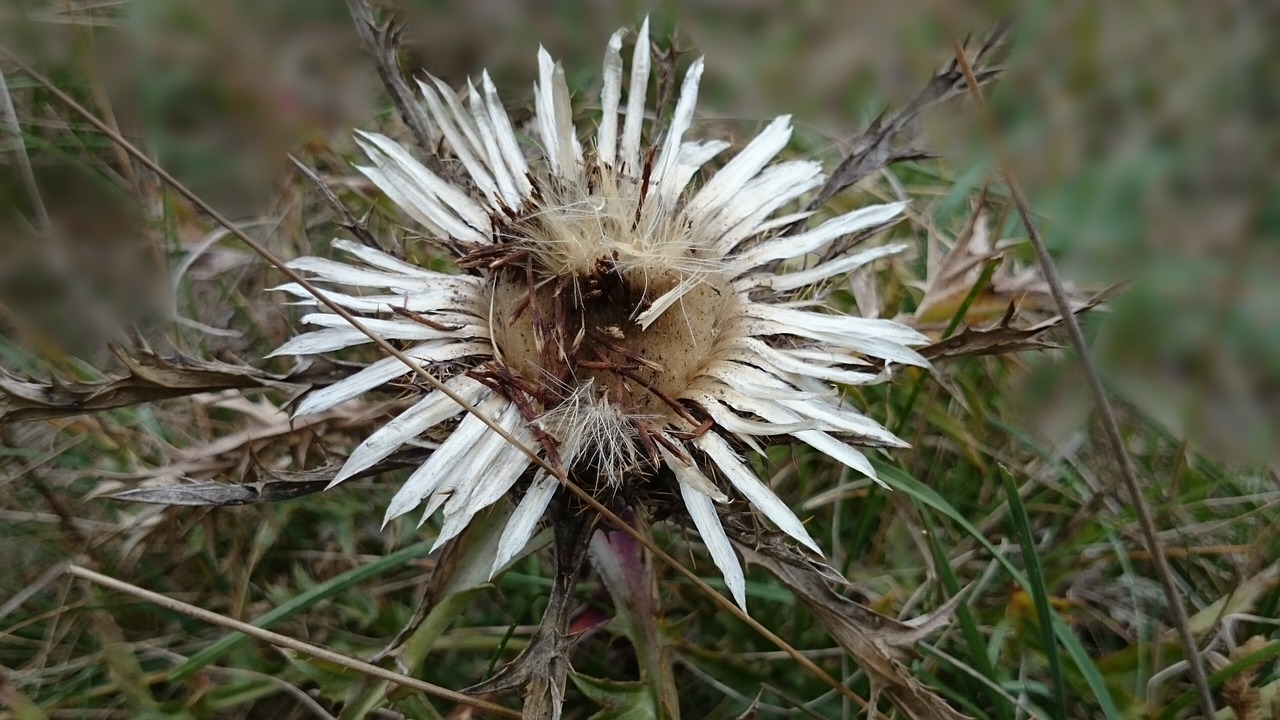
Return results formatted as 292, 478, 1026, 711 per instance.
0, 0, 1274, 718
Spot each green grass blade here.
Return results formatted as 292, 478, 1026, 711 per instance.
1158, 641, 1280, 719
872, 460, 1121, 718
999, 464, 1069, 719
170, 539, 435, 681
921, 509, 1013, 720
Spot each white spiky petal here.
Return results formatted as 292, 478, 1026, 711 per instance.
273, 22, 930, 611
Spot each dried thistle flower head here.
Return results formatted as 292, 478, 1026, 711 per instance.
273, 19, 929, 609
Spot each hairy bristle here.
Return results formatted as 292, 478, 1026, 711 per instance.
534, 380, 655, 486
503, 173, 723, 281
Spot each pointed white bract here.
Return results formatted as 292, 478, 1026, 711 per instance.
651, 57, 705, 190
596, 29, 626, 167
380, 392, 512, 524
687, 114, 794, 222
273, 22, 931, 611
332, 375, 489, 486
695, 433, 822, 554
480, 71, 531, 196
293, 341, 489, 417
417, 78, 499, 203
747, 242, 909, 292
678, 478, 745, 609
491, 471, 558, 577
619, 17, 650, 174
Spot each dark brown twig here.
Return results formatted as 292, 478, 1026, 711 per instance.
65, 564, 520, 717
344, 0, 439, 161
288, 154, 382, 251
389, 305, 462, 331
946, 28, 1218, 720
792, 20, 1009, 232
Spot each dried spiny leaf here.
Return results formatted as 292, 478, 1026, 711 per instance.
0, 345, 314, 422
289, 154, 383, 252
465, 506, 594, 719
106, 480, 322, 507
799, 20, 1009, 220
915, 206, 1061, 328
345, 0, 441, 159
738, 544, 970, 720
106, 450, 429, 506
719, 509, 858, 589
913, 201, 1013, 326
919, 282, 1130, 362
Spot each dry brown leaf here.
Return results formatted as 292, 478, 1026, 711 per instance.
920, 282, 1130, 362
106, 476, 327, 506
105, 450, 430, 506
914, 201, 1006, 325
86, 393, 414, 510
176, 395, 409, 463
911, 200, 1102, 334
0, 344, 313, 422
738, 544, 970, 720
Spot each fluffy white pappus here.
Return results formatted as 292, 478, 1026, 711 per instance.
533, 380, 655, 489
507, 172, 727, 284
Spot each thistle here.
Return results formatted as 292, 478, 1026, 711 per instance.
273, 19, 928, 609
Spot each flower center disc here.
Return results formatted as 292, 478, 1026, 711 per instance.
490, 266, 732, 423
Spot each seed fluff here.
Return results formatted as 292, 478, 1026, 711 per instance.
273, 19, 930, 609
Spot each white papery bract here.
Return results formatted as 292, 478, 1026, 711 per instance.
275, 19, 929, 610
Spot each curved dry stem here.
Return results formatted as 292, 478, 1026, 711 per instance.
945, 24, 1218, 720
467, 496, 594, 718
65, 564, 521, 717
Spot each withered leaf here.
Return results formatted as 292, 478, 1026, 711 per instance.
106, 450, 429, 506
0, 345, 315, 423
466, 507, 595, 720
106, 481, 324, 507
738, 544, 970, 720
913, 196, 1003, 324
801, 22, 1009, 219
920, 282, 1130, 362
910, 189, 1122, 338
